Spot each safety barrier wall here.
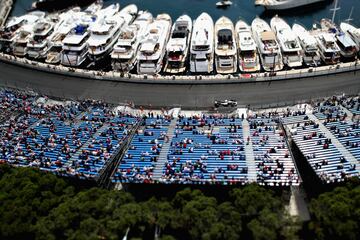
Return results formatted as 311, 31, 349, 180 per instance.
0, 53, 359, 85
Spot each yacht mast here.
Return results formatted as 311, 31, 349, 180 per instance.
331, 0, 340, 23
345, 6, 354, 24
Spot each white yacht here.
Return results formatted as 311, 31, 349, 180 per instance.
321, 19, 358, 60
251, 17, 283, 72
26, 18, 56, 59
190, 13, 214, 74
11, 11, 46, 57
0, 15, 32, 52
292, 23, 321, 66
164, 15, 192, 74
311, 28, 340, 65
235, 20, 260, 73
111, 11, 153, 72
340, 22, 360, 48
61, 11, 98, 67
137, 14, 172, 75
271, 16, 303, 68
87, 4, 123, 62
255, 0, 325, 10
214, 17, 237, 74
45, 8, 81, 64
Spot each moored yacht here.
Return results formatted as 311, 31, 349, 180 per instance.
87, 4, 122, 62
311, 26, 340, 65
235, 20, 260, 72
321, 19, 358, 60
190, 13, 214, 74
26, 18, 56, 59
271, 15, 303, 68
292, 23, 321, 66
61, 11, 98, 67
45, 8, 81, 64
11, 11, 46, 57
111, 11, 153, 72
251, 17, 283, 72
137, 14, 172, 75
255, 0, 326, 10
164, 15, 192, 74
340, 22, 360, 48
215, 16, 237, 74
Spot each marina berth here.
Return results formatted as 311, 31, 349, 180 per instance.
255, 0, 325, 10
11, 11, 46, 57
215, 16, 237, 74
251, 17, 283, 72
235, 20, 260, 73
45, 8, 81, 64
292, 23, 321, 66
164, 15, 192, 74
87, 4, 122, 62
190, 13, 214, 74
137, 14, 172, 75
26, 17, 56, 59
271, 15, 303, 68
321, 19, 358, 61
111, 11, 153, 72
340, 22, 360, 48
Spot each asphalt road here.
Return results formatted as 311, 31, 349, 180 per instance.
0, 61, 359, 109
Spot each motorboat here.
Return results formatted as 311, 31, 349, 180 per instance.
216, 1, 233, 8
45, 8, 81, 64
61, 9, 98, 67
340, 22, 360, 48
215, 16, 237, 74
270, 15, 303, 68
26, 17, 57, 59
310, 26, 340, 65
137, 14, 172, 75
190, 13, 214, 74
292, 23, 321, 66
321, 18, 358, 60
235, 20, 260, 72
255, 0, 325, 10
111, 11, 153, 72
164, 15, 192, 74
251, 17, 283, 72
87, 3, 122, 62
11, 11, 46, 57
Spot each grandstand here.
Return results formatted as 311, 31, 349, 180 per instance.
0, 88, 359, 187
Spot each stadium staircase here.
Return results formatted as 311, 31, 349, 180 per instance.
152, 117, 178, 180
242, 119, 257, 182
307, 113, 359, 172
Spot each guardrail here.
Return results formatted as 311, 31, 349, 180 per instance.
0, 52, 359, 85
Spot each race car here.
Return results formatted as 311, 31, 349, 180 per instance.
214, 99, 238, 107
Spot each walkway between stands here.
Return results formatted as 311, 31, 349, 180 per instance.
152, 117, 178, 180
242, 119, 257, 182
308, 114, 359, 173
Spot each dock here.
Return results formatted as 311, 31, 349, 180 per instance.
0, 0, 13, 27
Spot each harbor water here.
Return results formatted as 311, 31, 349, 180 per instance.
10, 0, 360, 29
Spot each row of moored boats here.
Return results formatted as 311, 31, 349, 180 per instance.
1, 2, 360, 75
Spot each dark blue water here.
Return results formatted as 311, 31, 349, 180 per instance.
10, 0, 360, 28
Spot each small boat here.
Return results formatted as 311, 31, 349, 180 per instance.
137, 14, 172, 75
215, 16, 237, 74
190, 13, 214, 74
111, 11, 153, 72
292, 23, 321, 66
251, 17, 283, 72
235, 20, 261, 72
255, 0, 325, 11
270, 15, 303, 68
216, 1, 233, 8
164, 15, 193, 74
